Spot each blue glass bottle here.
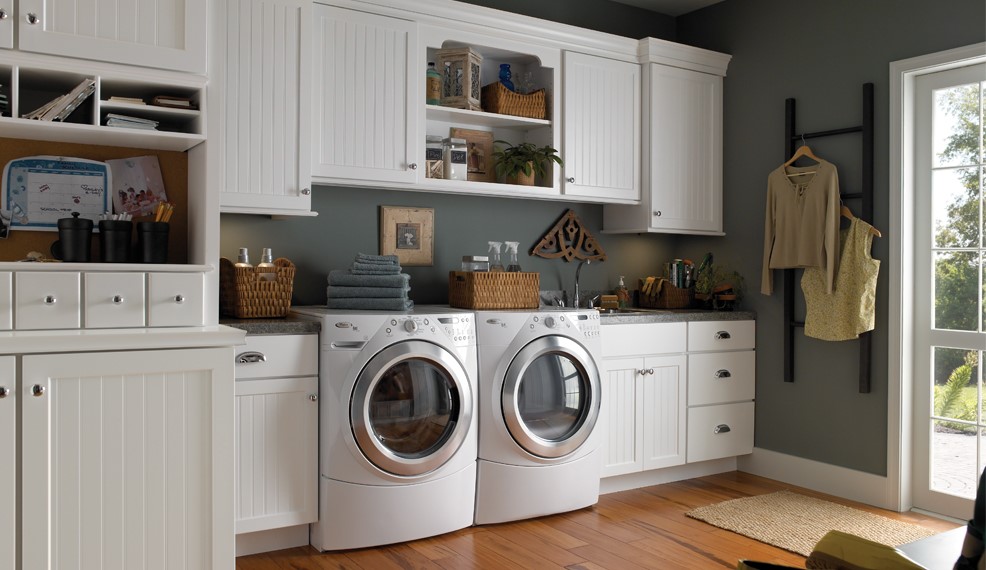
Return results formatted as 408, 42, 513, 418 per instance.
498, 63, 515, 92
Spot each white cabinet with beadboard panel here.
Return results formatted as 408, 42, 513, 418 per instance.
20, 347, 235, 570
16, 0, 207, 73
0, 4, 11, 49
311, 3, 417, 185
562, 51, 640, 203
0, 356, 13, 570
217, 0, 314, 216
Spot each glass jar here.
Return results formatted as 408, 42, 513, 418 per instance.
461, 255, 489, 272
443, 137, 467, 181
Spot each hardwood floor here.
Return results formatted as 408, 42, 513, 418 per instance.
235, 471, 960, 570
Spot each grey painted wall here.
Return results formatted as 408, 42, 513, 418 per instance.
676, 0, 986, 475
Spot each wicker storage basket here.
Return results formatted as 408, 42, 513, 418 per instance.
449, 271, 539, 309
220, 257, 296, 318
480, 82, 547, 119
638, 281, 694, 310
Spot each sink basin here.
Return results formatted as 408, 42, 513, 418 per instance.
596, 308, 665, 315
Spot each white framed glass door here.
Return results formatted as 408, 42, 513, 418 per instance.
913, 62, 986, 519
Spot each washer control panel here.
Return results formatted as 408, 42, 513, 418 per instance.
529, 311, 600, 338
382, 315, 475, 346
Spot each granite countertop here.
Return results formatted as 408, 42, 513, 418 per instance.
598, 308, 756, 324
219, 314, 321, 335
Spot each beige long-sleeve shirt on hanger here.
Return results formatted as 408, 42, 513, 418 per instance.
761, 159, 841, 295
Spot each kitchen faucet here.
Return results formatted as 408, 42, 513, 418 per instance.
574, 259, 591, 308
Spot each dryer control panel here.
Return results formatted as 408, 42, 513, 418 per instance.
383, 315, 475, 346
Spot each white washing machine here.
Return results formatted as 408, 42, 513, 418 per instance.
291, 306, 478, 551
474, 308, 603, 524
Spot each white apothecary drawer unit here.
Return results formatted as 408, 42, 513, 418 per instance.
15, 271, 81, 330
84, 272, 146, 329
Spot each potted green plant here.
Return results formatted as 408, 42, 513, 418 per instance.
694, 260, 744, 310
492, 140, 564, 185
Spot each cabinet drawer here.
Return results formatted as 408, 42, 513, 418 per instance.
687, 401, 754, 463
688, 320, 755, 352
235, 335, 318, 379
688, 351, 755, 406
15, 272, 81, 330
84, 273, 146, 328
0, 272, 10, 330
147, 273, 205, 327
601, 322, 686, 357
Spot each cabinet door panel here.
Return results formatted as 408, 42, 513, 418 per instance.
18, 0, 206, 73
312, 4, 416, 184
641, 354, 686, 470
563, 51, 640, 202
600, 357, 643, 477
0, 356, 13, 570
21, 348, 231, 570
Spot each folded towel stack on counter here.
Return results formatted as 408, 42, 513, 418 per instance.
326, 253, 413, 310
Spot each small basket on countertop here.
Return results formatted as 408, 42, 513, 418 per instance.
480, 82, 547, 120
448, 271, 539, 309
638, 278, 694, 310
220, 257, 296, 318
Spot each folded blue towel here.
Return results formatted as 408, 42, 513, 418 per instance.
352, 262, 402, 274
326, 297, 414, 311
327, 285, 409, 299
355, 253, 400, 265
327, 270, 410, 288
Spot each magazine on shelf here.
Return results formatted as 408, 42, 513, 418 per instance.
21, 78, 97, 121
105, 113, 160, 130
151, 95, 197, 110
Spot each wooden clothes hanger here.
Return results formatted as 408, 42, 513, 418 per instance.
783, 136, 821, 176
841, 204, 882, 237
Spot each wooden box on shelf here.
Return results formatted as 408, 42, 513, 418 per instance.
435, 47, 483, 111
481, 82, 547, 120
448, 271, 539, 309
220, 257, 296, 318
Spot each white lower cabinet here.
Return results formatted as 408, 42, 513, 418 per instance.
234, 334, 318, 536
0, 356, 14, 570
18, 347, 234, 570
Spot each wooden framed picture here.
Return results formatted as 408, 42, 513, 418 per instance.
380, 206, 434, 266
450, 127, 495, 183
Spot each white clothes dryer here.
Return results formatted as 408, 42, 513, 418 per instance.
474, 308, 603, 524
291, 306, 478, 551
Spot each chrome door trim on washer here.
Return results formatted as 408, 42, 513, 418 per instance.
501, 335, 600, 459
351, 340, 473, 477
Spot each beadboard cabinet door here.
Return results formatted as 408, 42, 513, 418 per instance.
0, 356, 13, 570
20, 348, 233, 570
311, 4, 418, 184
218, 0, 313, 216
562, 51, 640, 203
17, 0, 206, 73
0, 4, 11, 50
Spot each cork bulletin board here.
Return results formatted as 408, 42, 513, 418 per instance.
0, 137, 188, 264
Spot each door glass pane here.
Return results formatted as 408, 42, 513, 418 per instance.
517, 353, 588, 441
931, 419, 979, 499
933, 83, 981, 168
935, 250, 979, 330
369, 359, 457, 458
933, 167, 979, 248
933, 348, 978, 421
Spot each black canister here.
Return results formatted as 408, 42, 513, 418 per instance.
52, 212, 94, 262
98, 219, 133, 263
136, 221, 169, 263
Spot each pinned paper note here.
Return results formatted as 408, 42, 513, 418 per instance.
106, 155, 168, 217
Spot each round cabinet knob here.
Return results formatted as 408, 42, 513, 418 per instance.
43, 295, 56, 305
32, 384, 45, 397
0, 9, 9, 20
408, 163, 418, 170
0, 386, 9, 398
403, 320, 418, 333
174, 294, 185, 304
308, 393, 318, 402
566, 177, 575, 183
112, 295, 125, 305
543, 316, 557, 329
653, 210, 662, 217
300, 187, 311, 195
26, 12, 39, 25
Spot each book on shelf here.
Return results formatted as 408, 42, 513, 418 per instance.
151, 95, 197, 110
21, 78, 97, 121
105, 113, 160, 130
107, 96, 146, 105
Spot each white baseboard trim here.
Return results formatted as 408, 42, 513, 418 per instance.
236, 524, 310, 557
738, 447, 895, 510
600, 457, 737, 495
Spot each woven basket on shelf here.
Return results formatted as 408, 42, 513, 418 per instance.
638, 281, 694, 310
220, 257, 296, 318
480, 82, 547, 120
448, 271, 539, 309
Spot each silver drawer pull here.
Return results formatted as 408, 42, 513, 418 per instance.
0, 386, 8, 398
715, 369, 731, 379
32, 384, 45, 397
714, 424, 731, 434
236, 351, 267, 364
714, 330, 731, 340
43, 295, 56, 305
174, 294, 185, 304
308, 393, 318, 402
112, 295, 125, 304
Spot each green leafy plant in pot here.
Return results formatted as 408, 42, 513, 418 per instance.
493, 140, 563, 186
694, 253, 744, 310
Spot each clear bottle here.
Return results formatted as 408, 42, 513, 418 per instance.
615, 275, 630, 308
426, 62, 442, 105
488, 241, 505, 272
505, 241, 522, 272
257, 247, 276, 281
234, 247, 252, 268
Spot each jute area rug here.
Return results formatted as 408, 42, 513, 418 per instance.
686, 490, 937, 557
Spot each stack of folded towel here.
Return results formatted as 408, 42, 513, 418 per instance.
326, 253, 413, 310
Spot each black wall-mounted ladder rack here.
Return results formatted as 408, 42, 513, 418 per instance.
782, 82, 875, 393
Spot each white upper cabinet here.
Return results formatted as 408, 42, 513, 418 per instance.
562, 51, 640, 203
0, 4, 12, 49
17, 0, 207, 73
311, 4, 417, 184
604, 38, 730, 235
217, 0, 313, 216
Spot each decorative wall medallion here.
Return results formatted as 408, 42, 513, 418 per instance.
530, 209, 607, 262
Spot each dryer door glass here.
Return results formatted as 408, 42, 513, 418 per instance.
502, 336, 601, 459
352, 340, 474, 477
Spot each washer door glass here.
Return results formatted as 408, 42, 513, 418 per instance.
352, 340, 473, 477
502, 335, 600, 459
